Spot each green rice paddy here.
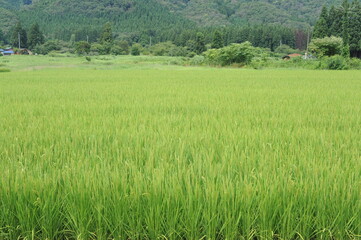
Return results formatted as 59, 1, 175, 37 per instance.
0, 56, 360, 240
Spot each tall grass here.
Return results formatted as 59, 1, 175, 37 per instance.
0, 69, 360, 240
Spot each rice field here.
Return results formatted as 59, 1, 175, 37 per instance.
0, 63, 361, 240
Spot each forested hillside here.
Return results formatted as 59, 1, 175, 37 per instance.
0, 0, 346, 36
2, 0, 360, 56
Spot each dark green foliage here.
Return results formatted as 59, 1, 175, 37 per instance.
74, 28, 100, 43
131, 43, 142, 56
313, 6, 329, 38
110, 40, 130, 55
75, 41, 91, 55
149, 41, 188, 56
90, 43, 108, 55
0, 68, 11, 72
328, 6, 343, 37
34, 40, 62, 54
324, 55, 349, 69
204, 42, 258, 66
28, 23, 45, 49
275, 44, 301, 55
313, 1, 361, 58
0, 0, 349, 34
100, 22, 113, 44
10, 22, 27, 48
310, 36, 344, 57
348, 0, 361, 57
0, 29, 6, 44
194, 32, 206, 54
211, 30, 223, 49
341, 0, 350, 57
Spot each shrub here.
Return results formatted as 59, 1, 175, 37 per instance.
34, 40, 62, 55
323, 55, 349, 70
149, 42, 189, 57
275, 44, 301, 55
0, 68, 10, 72
348, 58, 361, 70
309, 36, 343, 57
111, 40, 130, 55
75, 41, 91, 55
90, 43, 106, 55
131, 44, 142, 56
190, 55, 205, 65
204, 42, 257, 66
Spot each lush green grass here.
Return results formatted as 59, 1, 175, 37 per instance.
0, 55, 187, 72
0, 60, 360, 240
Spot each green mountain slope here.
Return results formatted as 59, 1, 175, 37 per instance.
0, 0, 350, 37
158, 0, 345, 27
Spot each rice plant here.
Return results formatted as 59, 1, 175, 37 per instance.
0, 68, 360, 240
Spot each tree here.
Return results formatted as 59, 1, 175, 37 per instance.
75, 41, 91, 55
34, 40, 61, 55
204, 42, 257, 66
328, 6, 343, 37
211, 30, 223, 49
11, 22, 27, 48
348, 0, 361, 58
131, 43, 142, 56
313, 6, 330, 38
111, 40, 130, 55
309, 36, 343, 57
195, 32, 206, 54
90, 43, 107, 55
28, 23, 45, 49
341, 0, 350, 57
0, 29, 6, 44
99, 22, 113, 44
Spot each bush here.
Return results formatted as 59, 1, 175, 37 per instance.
275, 44, 301, 55
309, 36, 343, 57
131, 44, 142, 56
149, 42, 189, 57
0, 68, 10, 72
204, 42, 257, 66
323, 55, 349, 70
34, 40, 62, 55
75, 41, 91, 55
348, 58, 361, 70
190, 55, 205, 65
111, 40, 130, 55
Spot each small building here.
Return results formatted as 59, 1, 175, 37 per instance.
0, 49, 4, 53
282, 53, 302, 60
18, 48, 33, 55
3, 50, 14, 56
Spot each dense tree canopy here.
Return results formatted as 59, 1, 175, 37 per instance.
312, 0, 361, 58
10, 22, 27, 48
28, 23, 45, 49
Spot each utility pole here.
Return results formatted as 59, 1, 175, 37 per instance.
149, 36, 152, 47
18, 32, 21, 49
305, 28, 310, 58
86, 35, 89, 43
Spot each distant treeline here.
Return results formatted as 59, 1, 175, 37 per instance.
0, 23, 307, 52
1, 0, 360, 59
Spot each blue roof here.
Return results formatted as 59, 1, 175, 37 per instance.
0, 49, 4, 52
3, 51, 14, 54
